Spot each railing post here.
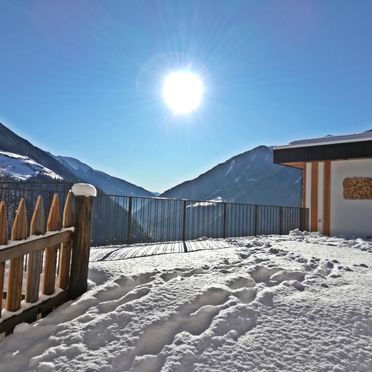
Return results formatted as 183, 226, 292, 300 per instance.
182, 200, 187, 242
222, 202, 227, 238
300, 207, 309, 231
69, 184, 97, 299
279, 207, 283, 235
126, 196, 133, 244
254, 205, 258, 236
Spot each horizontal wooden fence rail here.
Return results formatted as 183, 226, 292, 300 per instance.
0, 184, 96, 335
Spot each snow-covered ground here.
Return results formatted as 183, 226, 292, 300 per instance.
0, 231, 371, 371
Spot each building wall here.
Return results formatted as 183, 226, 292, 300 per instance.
330, 159, 372, 238
304, 158, 372, 238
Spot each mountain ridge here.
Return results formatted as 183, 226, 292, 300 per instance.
56, 155, 154, 197
161, 145, 301, 207
0, 122, 301, 206
162, 145, 270, 195
0, 122, 155, 197
0, 123, 78, 182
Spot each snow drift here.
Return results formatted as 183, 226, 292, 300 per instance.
0, 232, 371, 371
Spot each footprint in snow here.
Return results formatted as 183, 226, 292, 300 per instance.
226, 276, 256, 290
132, 287, 231, 358
94, 272, 155, 303
97, 286, 152, 313
232, 287, 257, 303
160, 268, 205, 282
248, 265, 283, 283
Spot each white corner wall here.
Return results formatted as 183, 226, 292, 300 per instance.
330, 159, 372, 238
304, 161, 324, 232
317, 162, 324, 232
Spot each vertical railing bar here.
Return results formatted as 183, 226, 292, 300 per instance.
167, 199, 171, 241
154, 198, 158, 241
182, 200, 187, 251
126, 196, 133, 244
254, 205, 258, 236
122, 197, 126, 244
114, 196, 118, 244
222, 203, 226, 238
146, 198, 150, 242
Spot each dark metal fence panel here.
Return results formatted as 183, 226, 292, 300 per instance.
98, 197, 308, 244
185, 200, 225, 240
226, 203, 255, 237
0, 182, 309, 246
130, 196, 184, 243
0, 182, 72, 236
91, 194, 131, 246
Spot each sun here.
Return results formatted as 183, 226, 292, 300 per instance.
162, 71, 204, 115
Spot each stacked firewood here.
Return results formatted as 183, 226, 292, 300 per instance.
343, 177, 372, 199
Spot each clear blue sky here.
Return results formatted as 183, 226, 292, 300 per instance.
1, 1, 372, 192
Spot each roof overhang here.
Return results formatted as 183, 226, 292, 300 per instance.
273, 139, 372, 165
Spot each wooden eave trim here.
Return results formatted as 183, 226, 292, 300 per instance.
323, 161, 331, 235
302, 164, 307, 208
280, 162, 305, 169
310, 162, 318, 231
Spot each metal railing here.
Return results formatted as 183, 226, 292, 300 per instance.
0, 181, 72, 231
92, 194, 308, 246
0, 182, 309, 247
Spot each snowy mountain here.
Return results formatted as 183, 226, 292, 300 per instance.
56, 156, 154, 197
0, 123, 78, 181
0, 151, 62, 181
0, 122, 154, 197
161, 146, 301, 207
0, 122, 300, 205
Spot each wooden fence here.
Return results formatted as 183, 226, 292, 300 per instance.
0, 184, 96, 335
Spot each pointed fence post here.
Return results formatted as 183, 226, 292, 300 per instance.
0, 202, 8, 315
26, 196, 45, 303
43, 194, 61, 296
7, 199, 27, 312
69, 184, 97, 299
58, 191, 73, 290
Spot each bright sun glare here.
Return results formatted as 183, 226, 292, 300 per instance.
162, 71, 204, 115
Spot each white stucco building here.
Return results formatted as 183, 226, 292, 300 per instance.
273, 131, 372, 238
